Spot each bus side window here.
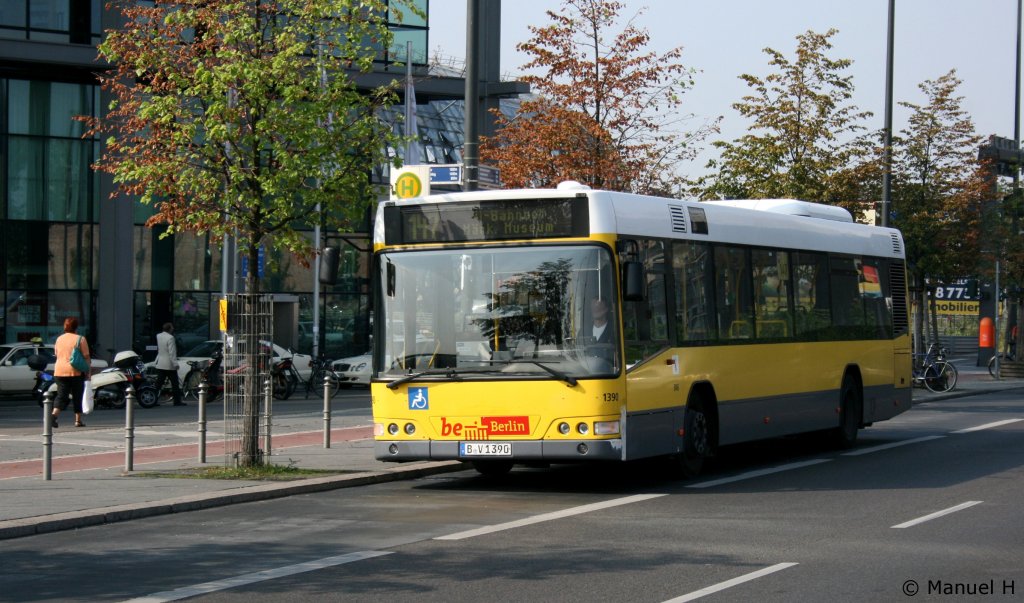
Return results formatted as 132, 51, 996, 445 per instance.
623, 239, 670, 363
751, 248, 793, 340
715, 245, 753, 340
673, 241, 715, 343
793, 251, 831, 340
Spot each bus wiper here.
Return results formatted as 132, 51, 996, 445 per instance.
523, 361, 577, 387
386, 368, 463, 389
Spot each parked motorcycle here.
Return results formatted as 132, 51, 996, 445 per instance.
92, 351, 159, 409
272, 356, 298, 400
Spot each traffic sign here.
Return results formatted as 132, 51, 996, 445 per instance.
430, 165, 462, 184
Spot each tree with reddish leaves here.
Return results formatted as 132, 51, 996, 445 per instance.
890, 70, 989, 352
482, 0, 715, 195
84, 0, 415, 465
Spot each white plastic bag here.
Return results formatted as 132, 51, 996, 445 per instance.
82, 381, 94, 415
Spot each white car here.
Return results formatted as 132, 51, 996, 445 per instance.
0, 341, 109, 393
332, 353, 370, 387
147, 340, 312, 383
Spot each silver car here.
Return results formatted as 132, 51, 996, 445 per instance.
0, 342, 108, 393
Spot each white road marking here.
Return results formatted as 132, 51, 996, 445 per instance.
662, 562, 800, 602
121, 550, 392, 603
891, 501, 983, 529
434, 493, 666, 541
841, 435, 945, 456
685, 459, 831, 489
951, 418, 1023, 434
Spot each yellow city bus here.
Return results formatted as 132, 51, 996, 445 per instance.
371, 182, 912, 476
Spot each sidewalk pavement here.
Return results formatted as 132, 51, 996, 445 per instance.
1, 368, 1021, 541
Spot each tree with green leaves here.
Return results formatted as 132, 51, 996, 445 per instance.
890, 70, 988, 351
694, 29, 875, 216
482, 0, 715, 195
85, 0, 414, 465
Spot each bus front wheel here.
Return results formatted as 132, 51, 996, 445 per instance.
672, 398, 712, 478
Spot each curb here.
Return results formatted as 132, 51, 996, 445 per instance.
0, 460, 467, 541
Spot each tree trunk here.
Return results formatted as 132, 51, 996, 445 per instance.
240, 244, 262, 467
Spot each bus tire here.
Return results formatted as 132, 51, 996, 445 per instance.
672, 395, 713, 479
831, 375, 861, 449
472, 460, 513, 477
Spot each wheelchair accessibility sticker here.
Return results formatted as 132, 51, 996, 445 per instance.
408, 387, 429, 410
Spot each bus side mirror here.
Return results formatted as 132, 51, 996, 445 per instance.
622, 261, 644, 301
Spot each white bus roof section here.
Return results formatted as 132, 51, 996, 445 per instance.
375, 187, 905, 260
703, 198, 853, 222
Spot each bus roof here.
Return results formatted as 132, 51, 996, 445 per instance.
377, 185, 905, 260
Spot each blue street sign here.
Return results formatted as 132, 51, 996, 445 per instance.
430, 165, 462, 184
239, 245, 266, 279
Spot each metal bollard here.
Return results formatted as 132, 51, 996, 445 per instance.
124, 385, 135, 472
263, 376, 272, 457
323, 371, 332, 448
197, 381, 208, 463
42, 389, 56, 480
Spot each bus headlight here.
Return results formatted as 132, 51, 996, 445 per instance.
576, 422, 589, 435
388, 423, 399, 435
558, 422, 570, 435
594, 420, 620, 435
404, 423, 416, 435
374, 423, 385, 436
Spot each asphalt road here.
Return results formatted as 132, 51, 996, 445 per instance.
1, 389, 1021, 603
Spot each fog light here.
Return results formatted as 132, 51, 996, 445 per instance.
558, 422, 570, 435
374, 423, 385, 436
404, 423, 416, 435
388, 423, 399, 435
594, 420, 619, 435
576, 422, 589, 435
576, 443, 589, 455
388, 443, 398, 454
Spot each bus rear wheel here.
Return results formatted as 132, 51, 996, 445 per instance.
472, 460, 513, 477
831, 375, 861, 449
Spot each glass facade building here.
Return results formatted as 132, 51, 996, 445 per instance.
0, 0, 515, 361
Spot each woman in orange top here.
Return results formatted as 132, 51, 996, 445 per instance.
52, 317, 91, 428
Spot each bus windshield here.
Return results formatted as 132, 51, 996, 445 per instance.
376, 245, 619, 381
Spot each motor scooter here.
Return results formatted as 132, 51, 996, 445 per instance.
28, 354, 56, 408
92, 350, 160, 409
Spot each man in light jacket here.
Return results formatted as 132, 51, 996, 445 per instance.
154, 322, 185, 406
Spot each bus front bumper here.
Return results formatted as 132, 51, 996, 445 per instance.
375, 439, 624, 462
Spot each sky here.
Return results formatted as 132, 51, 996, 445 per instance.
427, 0, 1022, 174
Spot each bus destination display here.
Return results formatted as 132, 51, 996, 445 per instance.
384, 197, 589, 244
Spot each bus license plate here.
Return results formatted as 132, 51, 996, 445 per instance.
460, 442, 512, 457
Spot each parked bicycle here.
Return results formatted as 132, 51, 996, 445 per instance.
912, 343, 958, 393
305, 355, 342, 398
988, 350, 1016, 377
181, 350, 224, 402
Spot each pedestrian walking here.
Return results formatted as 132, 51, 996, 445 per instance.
154, 322, 186, 406
52, 317, 90, 428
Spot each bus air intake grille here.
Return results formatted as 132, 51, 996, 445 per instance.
889, 262, 909, 335
890, 233, 902, 255
668, 205, 687, 233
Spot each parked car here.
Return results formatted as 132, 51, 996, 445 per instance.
146, 339, 312, 383
332, 352, 370, 387
0, 341, 108, 394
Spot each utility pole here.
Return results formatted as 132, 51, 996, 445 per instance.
463, 0, 480, 192
881, 0, 895, 227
